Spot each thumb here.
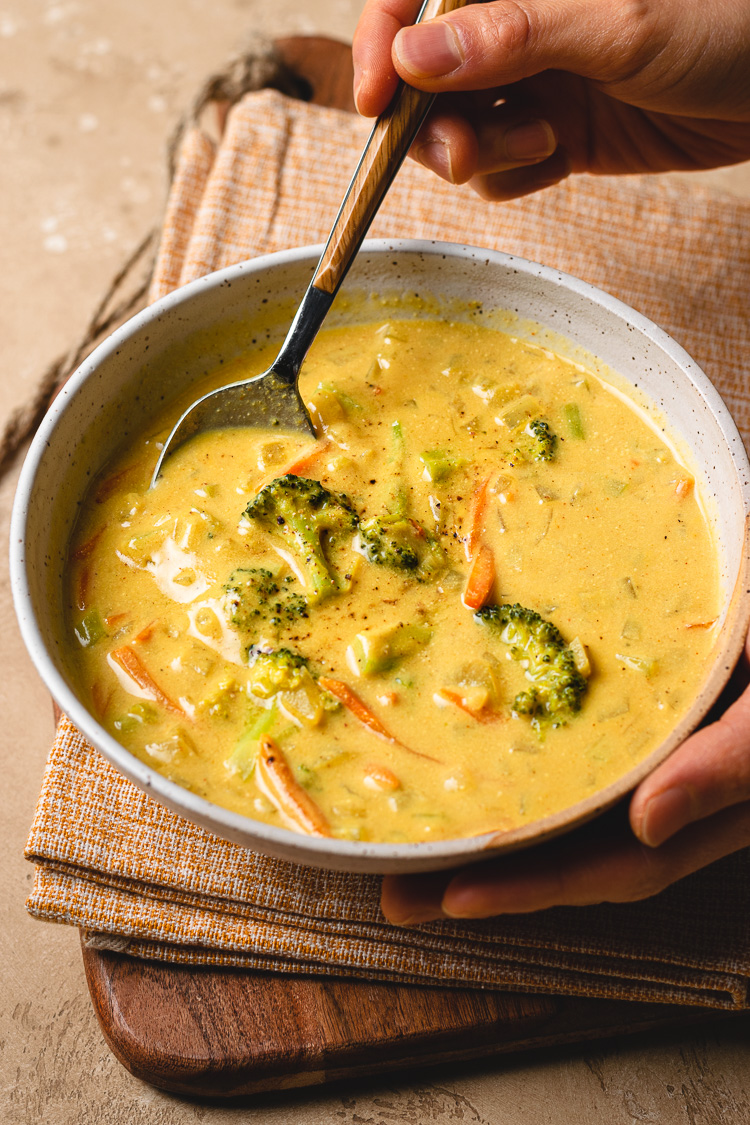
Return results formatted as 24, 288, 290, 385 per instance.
630, 678, 750, 848
392, 0, 668, 90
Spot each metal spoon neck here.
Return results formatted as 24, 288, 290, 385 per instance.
271, 282, 334, 385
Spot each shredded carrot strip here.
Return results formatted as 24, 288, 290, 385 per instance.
257, 736, 331, 836
132, 620, 159, 645
319, 677, 439, 762
284, 440, 331, 477
75, 566, 90, 612
465, 474, 493, 561
72, 526, 105, 560
435, 688, 500, 724
319, 677, 396, 740
685, 619, 718, 630
462, 543, 496, 611
105, 612, 129, 628
91, 681, 115, 719
109, 646, 185, 716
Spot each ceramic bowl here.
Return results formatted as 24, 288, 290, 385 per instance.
11, 240, 750, 872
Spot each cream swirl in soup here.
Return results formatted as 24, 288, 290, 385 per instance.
66, 315, 719, 843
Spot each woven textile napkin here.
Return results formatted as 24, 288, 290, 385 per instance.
26, 89, 750, 1010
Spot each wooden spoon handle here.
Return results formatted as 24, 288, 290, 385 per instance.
311, 0, 468, 296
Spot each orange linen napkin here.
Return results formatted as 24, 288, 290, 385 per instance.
26, 89, 750, 1009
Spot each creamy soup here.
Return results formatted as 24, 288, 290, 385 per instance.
67, 315, 719, 843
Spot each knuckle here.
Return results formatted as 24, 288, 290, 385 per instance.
476, 1, 534, 62
591, 0, 668, 84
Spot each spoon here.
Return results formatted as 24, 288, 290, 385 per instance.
152, 0, 467, 484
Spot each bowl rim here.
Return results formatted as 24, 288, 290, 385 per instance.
11, 237, 750, 870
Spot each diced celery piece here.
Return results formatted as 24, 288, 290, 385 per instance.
495, 395, 541, 430
124, 529, 165, 566
145, 727, 195, 763
295, 763, 318, 789
569, 637, 591, 677
319, 381, 362, 413
278, 680, 326, 727
564, 403, 585, 439
419, 449, 468, 482
113, 713, 137, 734
114, 701, 158, 734
605, 479, 628, 497
197, 678, 240, 719
622, 577, 638, 599
74, 609, 106, 648
349, 622, 432, 676
615, 652, 658, 677
310, 382, 361, 426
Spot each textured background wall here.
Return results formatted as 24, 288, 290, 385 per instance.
2, 2, 749, 1121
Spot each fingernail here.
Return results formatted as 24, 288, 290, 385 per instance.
504, 120, 556, 163
441, 889, 491, 919
638, 786, 693, 847
416, 139, 455, 182
394, 21, 464, 78
353, 63, 363, 113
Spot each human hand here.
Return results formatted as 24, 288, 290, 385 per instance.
381, 634, 750, 924
353, 0, 750, 200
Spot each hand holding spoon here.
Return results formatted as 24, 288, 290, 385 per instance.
152, 0, 467, 485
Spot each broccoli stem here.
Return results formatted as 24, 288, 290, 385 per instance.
228, 706, 277, 780
243, 476, 357, 604
475, 603, 588, 725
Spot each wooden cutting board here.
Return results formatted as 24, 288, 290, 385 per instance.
76, 38, 733, 1098
81, 938, 731, 1098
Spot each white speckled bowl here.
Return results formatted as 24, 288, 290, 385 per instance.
11, 241, 750, 872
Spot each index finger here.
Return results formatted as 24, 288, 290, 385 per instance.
352, 0, 423, 116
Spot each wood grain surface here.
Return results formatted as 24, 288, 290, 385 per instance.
80, 939, 731, 1099
73, 33, 732, 1101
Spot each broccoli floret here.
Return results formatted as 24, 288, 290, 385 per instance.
246, 646, 310, 697
474, 603, 587, 725
224, 568, 310, 634
243, 475, 358, 604
224, 567, 280, 630
245, 646, 339, 725
269, 590, 309, 627
515, 419, 557, 463
358, 516, 420, 571
357, 515, 445, 580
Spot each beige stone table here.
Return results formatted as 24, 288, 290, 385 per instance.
2, 2, 750, 1120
